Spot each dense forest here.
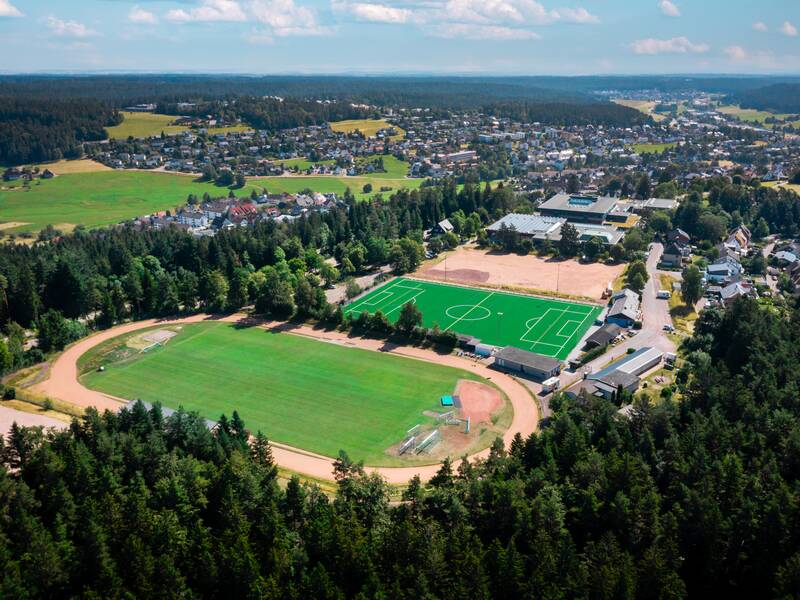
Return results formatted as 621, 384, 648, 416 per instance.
0, 97, 120, 166
3, 74, 799, 102
729, 83, 800, 114
1, 295, 800, 597
158, 97, 371, 131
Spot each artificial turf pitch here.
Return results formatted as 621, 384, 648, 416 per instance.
81, 322, 480, 465
345, 278, 602, 360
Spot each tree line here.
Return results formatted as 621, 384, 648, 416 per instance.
0, 97, 120, 166
0, 182, 517, 375
1, 295, 799, 597
157, 96, 371, 132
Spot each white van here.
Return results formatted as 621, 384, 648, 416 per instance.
657, 290, 672, 299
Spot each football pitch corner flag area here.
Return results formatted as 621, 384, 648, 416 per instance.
344, 278, 602, 360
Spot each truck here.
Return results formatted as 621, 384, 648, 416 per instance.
542, 377, 561, 394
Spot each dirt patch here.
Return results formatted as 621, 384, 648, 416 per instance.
418, 246, 625, 301
423, 267, 490, 283
0, 222, 30, 231
456, 379, 503, 424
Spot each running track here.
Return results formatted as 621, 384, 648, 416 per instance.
32, 314, 540, 484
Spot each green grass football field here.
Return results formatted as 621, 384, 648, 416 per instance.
81, 322, 482, 465
345, 278, 601, 360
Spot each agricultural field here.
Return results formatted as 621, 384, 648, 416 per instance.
346, 278, 602, 360
0, 167, 422, 235
717, 105, 800, 128
106, 111, 252, 140
329, 118, 405, 140
612, 99, 666, 122
630, 142, 676, 155
80, 322, 489, 465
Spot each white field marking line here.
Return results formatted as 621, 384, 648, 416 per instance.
345, 278, 405, 314
555, 308, 596, 357
520, 308, 565, 344
361, 290, 393, 307
385, 290, 425, 316
522, 307, 569, 350
444, 291, 495, 332
555, 319, 581, 340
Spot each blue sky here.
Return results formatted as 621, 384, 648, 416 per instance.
0, 0, 798, 74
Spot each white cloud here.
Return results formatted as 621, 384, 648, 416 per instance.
45, 16, 97, 38
439, 0, 597, 26
658, 0, 680, 17
0, 0, 22, 18
166, 0, 246, 23
129, 6, 158, 25
724, 45, 747, 61
251, 0, 330, 36
332, 1, 413, 24
753, 21, 768, 32
780, 20, 797, 37
631, 36, 709, 55
558, 7, 599, 24
433, 23, 540, 40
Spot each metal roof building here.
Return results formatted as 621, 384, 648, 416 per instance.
539, 193, 619, 224
486, 213, 565, 239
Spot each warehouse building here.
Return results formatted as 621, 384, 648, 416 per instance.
493, 346, 562, 381
538, 193, 619, 224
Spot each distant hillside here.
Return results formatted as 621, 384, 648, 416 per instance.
729, 83, 800, 114
0, 75, 648, 127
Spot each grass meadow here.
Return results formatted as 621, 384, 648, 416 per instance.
0, 163, 421, 234
80, 322, 482, 465
106, 112, 252, 140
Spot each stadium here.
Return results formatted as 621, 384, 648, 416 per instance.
345, 277, 602, 361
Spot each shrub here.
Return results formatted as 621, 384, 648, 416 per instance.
3, 387, 15, 400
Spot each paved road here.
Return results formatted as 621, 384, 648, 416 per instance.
0, 405, 66, 437
558, 243, 677, 392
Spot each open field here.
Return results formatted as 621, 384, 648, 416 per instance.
717, 105, 800, 128
330, 118, 405, 140
275, 155, 409, 179
345, 277, 601, 359
613, 99, 666, 122
0, 168, 422, 234
80, 321, 496, 465
32, 159, 111, 175
631, 142, 676, 154
417, 247, 625, 301
107, 112, 252, 140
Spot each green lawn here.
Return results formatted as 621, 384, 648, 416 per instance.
0, 169, 422, 234
630, 143, 676, 154
346, 278, 602, 360
81, 322, 481, 465
329, 118, 405, 140
107, 112, 252, 139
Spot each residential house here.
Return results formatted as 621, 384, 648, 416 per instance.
722, 225, 752, 256
606, 288, 640, 328
660, 242, 690, 268
720, 281, 757, 306
705, 256, 743, 284
667, 228, 691, 245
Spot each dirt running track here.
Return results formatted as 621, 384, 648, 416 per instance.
32, 314, 539, 484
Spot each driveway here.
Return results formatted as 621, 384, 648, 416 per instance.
558, 243, 677, 392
